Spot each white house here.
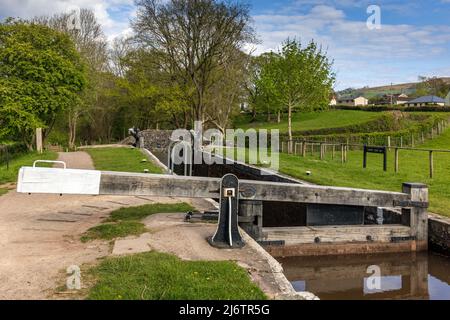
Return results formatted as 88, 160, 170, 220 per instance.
338, 96, 368, 107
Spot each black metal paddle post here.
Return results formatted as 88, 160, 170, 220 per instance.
209, 174, 245, 249
363, 145, 387, 172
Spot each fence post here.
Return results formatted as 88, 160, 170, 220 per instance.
411, 134, 414, 147
402, 183, 428, 251
400, 136, 403, 147
429, 151, 434, 179
341, 144, 344, 164
387, 136, 391, 150
302, 140, 306, 157
332, 144, 335, 160
320, 143, 324, 160
395, 148, 399, 173
36, 128, 43, 154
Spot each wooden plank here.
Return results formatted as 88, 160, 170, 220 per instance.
263, 225, 411, 245
19, 167, 413, 208
99, 171, 411, 207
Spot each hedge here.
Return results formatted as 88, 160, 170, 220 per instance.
332, 105, 450, 112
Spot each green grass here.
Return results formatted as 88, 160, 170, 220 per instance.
87, 251, 266, 300
270, 129, 450, 217
221, 126, 450, 217
0, 188, 8, 196
234, 110, 384, 133
85, 147, 163, 174
0, 151, 57, 184
81, 221, 146, 242
107, 203, 194, 222
81, 203, 194, 242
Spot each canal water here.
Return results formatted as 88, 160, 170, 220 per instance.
278, 252, 450, 300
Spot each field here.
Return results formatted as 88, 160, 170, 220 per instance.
85, 147, 163, 174
234, 110, 384, 133
272, 129, 450, 217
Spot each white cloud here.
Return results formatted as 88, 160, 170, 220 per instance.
0, 0, 135, 41
252, 4, 450, 89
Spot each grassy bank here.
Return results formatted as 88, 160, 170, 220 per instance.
87, 251, 266, 300
0, 151, 57, 185
221, 126, 450, 217
85, 147, 163, 174
274, 129, 450, 217
234, 110, 384, 133
81, 203, 194, 242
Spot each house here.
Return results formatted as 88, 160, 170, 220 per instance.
377, 93, 410, 105
337, 96, 368, 106
329, 97, 337, 106
406, 95, 446, 107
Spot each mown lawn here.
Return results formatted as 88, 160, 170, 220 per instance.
234, 110, 384, 133
222, 126, 450, 217
81, 203, 194, 242
85, 147, 163, 174
0, 151, 57, 185
87, 251, 266, 300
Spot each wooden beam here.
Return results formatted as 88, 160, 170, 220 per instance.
263, 225, 411, 245
19, 167, 414, 208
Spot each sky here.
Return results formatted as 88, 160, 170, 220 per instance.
1, 0, 450, 90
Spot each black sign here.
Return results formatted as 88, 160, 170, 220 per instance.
363, 145, 387, 171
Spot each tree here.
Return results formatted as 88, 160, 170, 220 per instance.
415, 76, 450, 98
132, 0, 255, 126
35, 9, 108, 149
256, 39, 335, 153
0, 20, 85, 149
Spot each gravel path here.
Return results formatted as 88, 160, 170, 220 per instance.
0, 151, 195, 299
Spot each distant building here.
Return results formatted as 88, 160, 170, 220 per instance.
377, 93, 410, 105
337, 96, 368, 106
406, 95, 446, 107
445, 92, 450, 106
329, 97, 337, 106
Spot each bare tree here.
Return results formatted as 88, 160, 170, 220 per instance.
35, 9, 108, 148
132, 0, 255, 125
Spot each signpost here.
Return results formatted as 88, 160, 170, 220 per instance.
363, 145, 387, 172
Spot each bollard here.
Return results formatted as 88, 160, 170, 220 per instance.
209, 174, 244, 249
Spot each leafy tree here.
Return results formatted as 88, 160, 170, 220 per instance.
0, 20, 85, 149
36, 9, 108, 149
415, 76, 450, 98
255, 39, 335, 153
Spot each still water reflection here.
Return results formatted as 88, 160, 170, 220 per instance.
279, 252, 450, 300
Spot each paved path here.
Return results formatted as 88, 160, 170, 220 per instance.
0, 151, 199, 299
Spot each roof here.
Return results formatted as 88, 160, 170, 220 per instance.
408, 95, 446, 104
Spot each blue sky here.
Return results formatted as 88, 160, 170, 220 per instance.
1, 0, 450, 90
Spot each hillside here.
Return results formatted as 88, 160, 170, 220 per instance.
339, 77, 450, 99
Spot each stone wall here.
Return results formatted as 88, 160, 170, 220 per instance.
429, 214, 450, 255
122, 129, 173, 150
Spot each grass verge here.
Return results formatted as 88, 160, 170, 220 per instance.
0, 151, 57, 184
87, 251, 266, 300
234, 110, 383, 133
81, 203, 194, 242
85, 147, 163, 174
